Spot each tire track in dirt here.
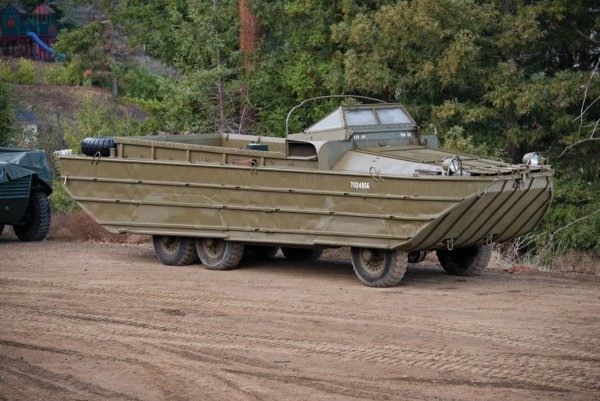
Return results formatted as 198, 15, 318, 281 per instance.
3, 277, 599, 359
2, 302, 598, 393
0, 354, 142, 401
0, 338, 265, 401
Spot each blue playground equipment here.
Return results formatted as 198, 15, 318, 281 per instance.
1, 3, 64, 61
27, 31, 65, 62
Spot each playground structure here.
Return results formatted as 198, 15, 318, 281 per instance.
1, 3, 62, 61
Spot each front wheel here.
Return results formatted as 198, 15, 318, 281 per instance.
436, 245, 492, 276
351, 247, 408, 287
153, 236, 198, 266
13, 191, 51, 242
196, 238, 244, 270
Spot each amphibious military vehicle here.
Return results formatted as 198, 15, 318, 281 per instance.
59, 101, 553, 287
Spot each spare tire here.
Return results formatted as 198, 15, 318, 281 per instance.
81, 137, 116, 157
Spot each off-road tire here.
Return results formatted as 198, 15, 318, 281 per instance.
243, 246, 279, 260
81, 137, 116, 157
153, 236, 198, 266
196, 239, 244, 270
281, 247, 323, 261
436, 245, 492, 276
351, 247, 408, 287
13, 191, 51, 242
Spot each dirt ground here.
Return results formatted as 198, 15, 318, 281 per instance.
1, 238, 599, 401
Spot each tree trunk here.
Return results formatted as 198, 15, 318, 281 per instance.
239, 0, 263, 134
111, 74, 118, 98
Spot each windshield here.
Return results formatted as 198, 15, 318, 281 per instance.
344, 108, 412, 126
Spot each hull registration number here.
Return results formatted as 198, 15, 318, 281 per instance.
351, 181, 370, 190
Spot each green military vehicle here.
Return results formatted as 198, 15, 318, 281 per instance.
0, 147, 53, 241
59, 101, 553, 287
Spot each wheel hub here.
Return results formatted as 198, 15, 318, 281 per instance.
361, 249, 385, 273
161, 237, 178, 253
204, 239, 225, 258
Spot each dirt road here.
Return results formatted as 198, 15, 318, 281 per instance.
1, 239, 599, 400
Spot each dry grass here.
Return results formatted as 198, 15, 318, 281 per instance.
48, 211, 149, 244
547, 251, 600, 275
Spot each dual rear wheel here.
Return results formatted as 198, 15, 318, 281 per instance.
152, 236, 324, 270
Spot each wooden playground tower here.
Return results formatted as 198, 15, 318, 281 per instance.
1, 3, 57, 60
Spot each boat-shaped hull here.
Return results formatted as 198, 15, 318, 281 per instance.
60, 152, 552, 251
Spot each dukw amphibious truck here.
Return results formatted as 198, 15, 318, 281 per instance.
59, 102, 553, 287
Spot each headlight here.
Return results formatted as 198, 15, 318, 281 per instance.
522, 152, 539, 166
442, 157, 461, 175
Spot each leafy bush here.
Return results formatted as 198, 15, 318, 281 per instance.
43, 63, 69, 85
49, 179, 80, 214
16, 58, 36, 84
0, 59, 15, 83
115, 65, 161, 99
42, 61, 86, 86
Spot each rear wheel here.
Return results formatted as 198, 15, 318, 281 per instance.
351, 247, 408, 287
436, 245, 491, 276
14, 191, 51, 242
196, 238, 244, 270
281, 247, 322, 261
243, 245, 279, 260
153, 236, 198, 266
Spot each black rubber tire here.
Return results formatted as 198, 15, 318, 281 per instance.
81, 137, 116, 157
436, 245, 492, 276
281, 247, 323, 261
0, 224, 4, 236
152, 235, 198, 266
243, 245, 279, 260
13, 191, 51, 242
196, 238, 244, 270
351, 247, 408, 287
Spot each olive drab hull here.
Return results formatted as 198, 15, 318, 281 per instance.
60, 136, 553, 252
59, 102, 553, 286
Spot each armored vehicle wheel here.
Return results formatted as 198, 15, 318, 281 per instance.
196, 238, 244, 270
351, 248, 408, 287
243, 245, 279, 259
153, 236, 198, 266
13, 191, 51, 242
436, 245, 492, 276
281, 247, 323, 261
